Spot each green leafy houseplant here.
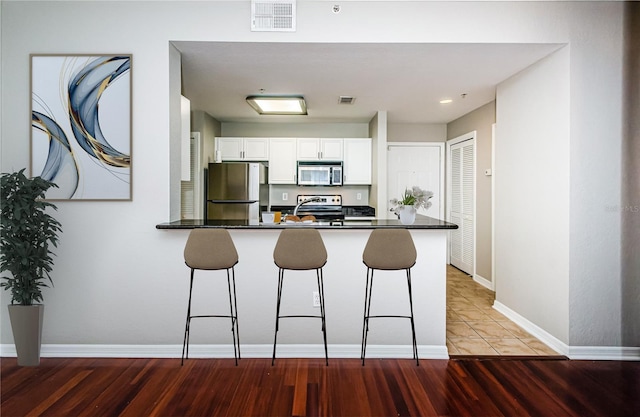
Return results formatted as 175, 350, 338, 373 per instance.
389, 186, 434, 215
1, 169, 62, 305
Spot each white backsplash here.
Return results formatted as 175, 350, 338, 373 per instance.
269, 185, 370, 206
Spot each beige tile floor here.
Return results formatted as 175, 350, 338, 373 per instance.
446, 265, 560, 356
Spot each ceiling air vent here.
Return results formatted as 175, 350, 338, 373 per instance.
251, 0, 296, 32
339, 96, 355, 105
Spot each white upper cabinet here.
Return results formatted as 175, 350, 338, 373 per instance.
268, 138, 297, 184
216, 137, 269, 161
343, 138, 372, 185
214, 137, 370, 185
296, 138, 343, 161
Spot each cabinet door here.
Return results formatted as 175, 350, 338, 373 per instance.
269, 138, 297, 184
217, 137, 243, 160
343, 138, 372, 184
320, 138, 343, 160
244, 138, 269, 160
297, 138, 320, 160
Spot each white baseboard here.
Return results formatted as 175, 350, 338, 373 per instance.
568, 346, 640, 361
493, 301, 640, 361
5, 339, 638, 361
0, 344, 450, 360
473, 273, 494, 291
493, 301, 569, 355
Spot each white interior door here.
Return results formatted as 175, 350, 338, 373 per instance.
387, 143, 444, 220
448, 135, 475, 274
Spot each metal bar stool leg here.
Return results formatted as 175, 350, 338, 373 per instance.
317, 268, 329, 366
361, 268, 375, 365
226, 268, 239, 366
230, 267, 241, 360
406, 268, 419, 366
181, 269, 195, 366
272, 268, 285, 366
360, 271, 368, 364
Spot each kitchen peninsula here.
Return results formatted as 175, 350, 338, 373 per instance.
156, 218, 457, 359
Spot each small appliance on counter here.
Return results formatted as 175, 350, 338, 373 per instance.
204, 162, 268, 223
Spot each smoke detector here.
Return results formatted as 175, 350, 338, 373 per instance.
251, 0, 296, 32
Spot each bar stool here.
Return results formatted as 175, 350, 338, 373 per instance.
361, 228, 419, 366
272, 229, 329, 366
182, 229, 240, 366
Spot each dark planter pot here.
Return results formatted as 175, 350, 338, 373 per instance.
8, 305, 44, 366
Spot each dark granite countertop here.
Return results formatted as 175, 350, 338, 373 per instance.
156, 217, 458, 230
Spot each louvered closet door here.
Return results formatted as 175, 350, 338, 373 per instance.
180, 133, 202, 220
449, 140, 474, 274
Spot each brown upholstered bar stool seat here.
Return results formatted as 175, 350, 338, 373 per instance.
361, 228, 419, 366
182, 229, 241, 365
272, 228, 329, 365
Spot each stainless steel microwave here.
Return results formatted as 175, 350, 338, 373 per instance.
297, 162, 343, 186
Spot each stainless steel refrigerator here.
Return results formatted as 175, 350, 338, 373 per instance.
204, 162, 268, 223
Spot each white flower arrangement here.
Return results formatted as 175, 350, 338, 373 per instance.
390, 186, 434, 214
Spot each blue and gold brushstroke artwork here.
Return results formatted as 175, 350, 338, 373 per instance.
31, 55, 131, 200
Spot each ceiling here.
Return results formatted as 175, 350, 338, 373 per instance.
174, 41, 562, 125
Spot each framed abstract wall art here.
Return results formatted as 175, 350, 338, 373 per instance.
30, 54, 132, 200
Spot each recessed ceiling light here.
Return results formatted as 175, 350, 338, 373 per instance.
246, 95, 307, 115
439, 99, 453, 104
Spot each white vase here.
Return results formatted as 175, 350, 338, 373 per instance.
398, 206, 416, 225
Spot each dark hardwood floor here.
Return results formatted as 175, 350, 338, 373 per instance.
2, 357, 638, 417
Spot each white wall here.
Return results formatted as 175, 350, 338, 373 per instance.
565, 4, 625, 348
495, 48, 571, 344
0, 1, 630, 353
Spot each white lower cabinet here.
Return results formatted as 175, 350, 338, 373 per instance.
268, 138, 297, 184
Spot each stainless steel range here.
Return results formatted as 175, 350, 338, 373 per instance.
294, 194, 344, 220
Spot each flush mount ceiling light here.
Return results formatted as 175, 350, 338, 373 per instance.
246, 95, 307, 115
439, 99, 453, 104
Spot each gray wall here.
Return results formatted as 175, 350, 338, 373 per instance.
622, 2, 640, 346
447, 101, 495, 282
221, 122, 369, 138
192, 110, 221, 166
388, 123, 446, 143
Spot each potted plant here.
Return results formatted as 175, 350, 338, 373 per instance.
390, 186, 433, 225
1, 169, 61, 366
